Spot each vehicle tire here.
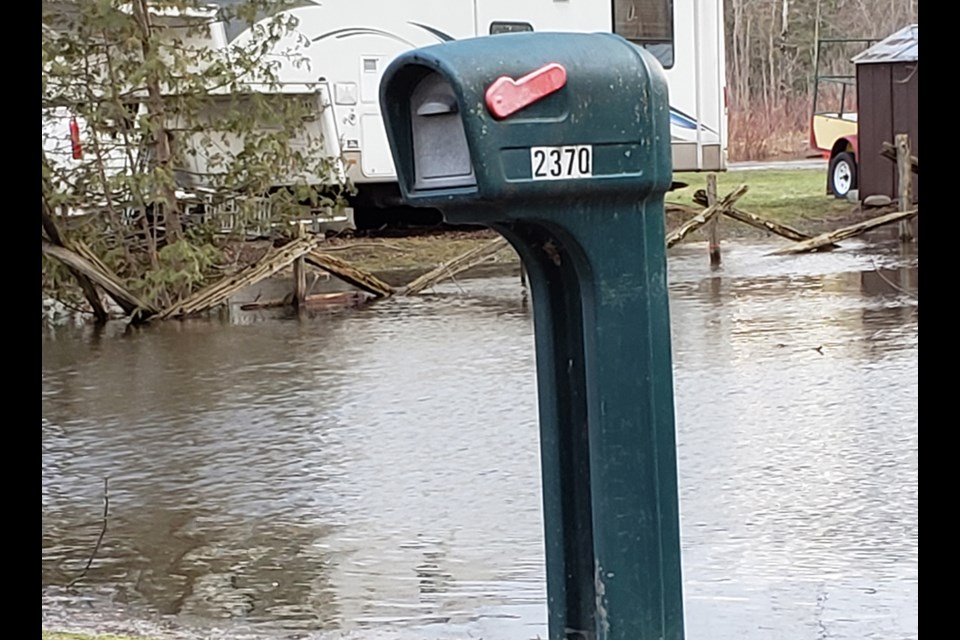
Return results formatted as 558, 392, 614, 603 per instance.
828, 151, 857, 199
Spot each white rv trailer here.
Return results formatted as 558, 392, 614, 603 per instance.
201, 0, 727, 198
45, 1, 727, 218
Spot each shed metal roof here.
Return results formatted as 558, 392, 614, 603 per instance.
853, 24, 918, 64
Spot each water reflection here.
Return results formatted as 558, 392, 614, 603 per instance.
43, 241, 917, 639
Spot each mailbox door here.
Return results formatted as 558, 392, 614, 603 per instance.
410, 72, 476, 190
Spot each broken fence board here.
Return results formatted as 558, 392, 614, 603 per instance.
400, 237, 510, 296
665, 184, 748, 248
690, 191, 837, 248
771, 208, 918, 255
158, 236, 321, 319
73, 241, 147, 316
42, 239, 157, 320
305, 252, 395, 298
42, 198, 110, 323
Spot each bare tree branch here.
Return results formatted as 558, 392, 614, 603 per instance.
67, 477, 109, 588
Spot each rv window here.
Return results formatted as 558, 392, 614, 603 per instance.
612, 0, 674, 68
490, 21, 534, 35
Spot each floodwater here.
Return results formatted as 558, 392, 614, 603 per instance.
42, 239, 918, 640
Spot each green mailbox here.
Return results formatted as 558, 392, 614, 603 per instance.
380, 33, 683, 640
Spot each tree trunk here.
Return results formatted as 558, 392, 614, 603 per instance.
101, 27, 159, 267
132, 0, 182, 243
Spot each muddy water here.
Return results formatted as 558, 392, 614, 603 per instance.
41, 240, 918, 640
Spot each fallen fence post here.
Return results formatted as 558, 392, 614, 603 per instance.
771, 208, 918, 255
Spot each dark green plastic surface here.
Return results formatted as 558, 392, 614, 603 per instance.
380, 32, 684, 640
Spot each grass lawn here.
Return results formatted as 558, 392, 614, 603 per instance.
670, 169, 853, 225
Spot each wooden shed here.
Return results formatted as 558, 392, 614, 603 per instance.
854, 25, 918, 202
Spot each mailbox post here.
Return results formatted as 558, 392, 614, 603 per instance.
380, 33, 683, 640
